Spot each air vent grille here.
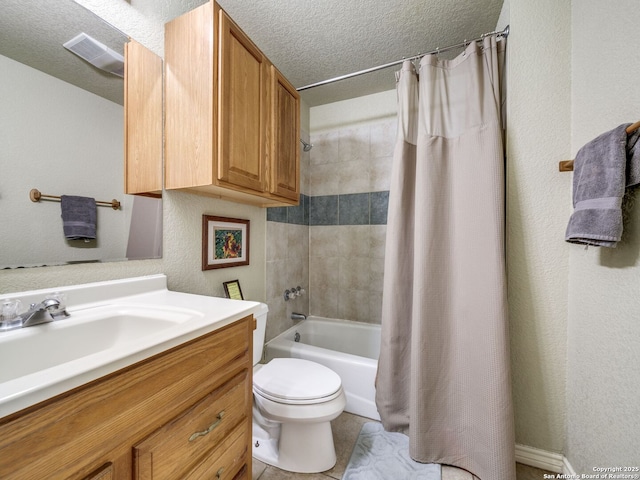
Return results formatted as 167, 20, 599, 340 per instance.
63, 33, 124, 78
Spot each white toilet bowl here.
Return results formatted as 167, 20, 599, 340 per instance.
252, 357, 346, 473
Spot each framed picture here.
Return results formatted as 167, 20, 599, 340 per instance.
202, 215, 250, 270
222, 280, 244, 300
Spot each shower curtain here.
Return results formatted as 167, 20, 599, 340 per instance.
375, 36, 514, 480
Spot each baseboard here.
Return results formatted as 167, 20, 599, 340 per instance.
515, 444, 564, 473
563, 457, 577, 475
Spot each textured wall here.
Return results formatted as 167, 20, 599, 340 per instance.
566, 0, 640, 471
506, 0, 571, 453
162, 191, 266, 302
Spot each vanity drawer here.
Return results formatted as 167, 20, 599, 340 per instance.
187, 423, 248, 480
133, 369, 250, 479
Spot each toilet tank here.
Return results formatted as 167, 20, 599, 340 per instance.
253, 303, 268, 366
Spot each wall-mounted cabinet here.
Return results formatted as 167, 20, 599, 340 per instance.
164, 1, 300, 207
270, 66, 300, 202
124, 40, 163, 196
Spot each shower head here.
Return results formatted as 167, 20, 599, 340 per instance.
300, 139, 313, 152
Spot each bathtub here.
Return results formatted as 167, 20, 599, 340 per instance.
265, 316, 381, 421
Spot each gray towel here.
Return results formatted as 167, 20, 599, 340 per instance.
60, 195, 97, 241
565, 124, 640, 247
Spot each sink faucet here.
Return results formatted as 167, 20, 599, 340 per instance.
19, 298, 69, 328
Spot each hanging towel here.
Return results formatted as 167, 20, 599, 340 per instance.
60, 195, 97, 241
565, 124, 640, 247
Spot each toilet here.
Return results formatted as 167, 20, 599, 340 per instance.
252, 305, 346, 473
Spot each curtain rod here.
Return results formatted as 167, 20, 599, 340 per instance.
296, 25, 510, 92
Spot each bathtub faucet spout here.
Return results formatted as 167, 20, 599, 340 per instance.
291, 312, 307, 322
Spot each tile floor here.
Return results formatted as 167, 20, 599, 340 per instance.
252, 412, 555, 480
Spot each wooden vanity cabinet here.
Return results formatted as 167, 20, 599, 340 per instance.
0, 316, 253, 480
164, 1, 300, 207
124, 39, 163, 196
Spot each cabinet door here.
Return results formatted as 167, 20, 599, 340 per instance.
217, 10, 268, 194
270, 66, 300, 203
124, 39, 163, 195
164, 2, 217, 190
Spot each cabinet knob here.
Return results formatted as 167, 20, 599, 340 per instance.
216, 467, 225, 479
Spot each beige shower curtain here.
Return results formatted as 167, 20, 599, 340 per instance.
375, 36, 515, 480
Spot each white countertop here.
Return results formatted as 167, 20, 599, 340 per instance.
0, 274, 264, 418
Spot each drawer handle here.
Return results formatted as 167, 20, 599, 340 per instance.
188, 411, 225, 442
216, 467, 225, 479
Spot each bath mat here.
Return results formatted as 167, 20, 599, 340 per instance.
342, 422, 441, 480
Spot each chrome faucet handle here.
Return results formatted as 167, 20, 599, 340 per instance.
41, 298, 61, 310
0, 299, 23, 331
44, 293, 70, 319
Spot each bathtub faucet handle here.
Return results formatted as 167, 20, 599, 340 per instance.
284, 289, 296, 301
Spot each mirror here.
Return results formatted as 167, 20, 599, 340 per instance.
0, 0, 162, 268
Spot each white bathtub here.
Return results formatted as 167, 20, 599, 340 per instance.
265, 316, 381, 420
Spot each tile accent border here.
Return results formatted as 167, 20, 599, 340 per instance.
266, 194, 310, 225
267, 191, 389, 226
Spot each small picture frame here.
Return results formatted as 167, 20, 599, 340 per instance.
202, 215, 250, 270
223, 280, 244, 300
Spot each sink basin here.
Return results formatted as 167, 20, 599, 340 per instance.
0, 305, 196, 384
0, 274, 264, 419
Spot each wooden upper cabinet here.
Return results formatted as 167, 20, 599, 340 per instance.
270, 66, 300, 202
164, 1, 217, 190
218, 10, 268, 194
164, 1, 299, 207
124, 40, 163, 196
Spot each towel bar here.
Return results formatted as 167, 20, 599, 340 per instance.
559, 121, 640, 172
29, 189, 121, 210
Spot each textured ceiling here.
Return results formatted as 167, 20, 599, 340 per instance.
2, 0, 504, 107
215, 0, 505, 106
0, 0, 127, 105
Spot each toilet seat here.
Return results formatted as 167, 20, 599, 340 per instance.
253, 358, 342, 405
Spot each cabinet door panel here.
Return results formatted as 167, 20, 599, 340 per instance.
270, 66, 300, 202
164, 2, 217, 189
218, 10, 267, 193
125, 40, 163, 195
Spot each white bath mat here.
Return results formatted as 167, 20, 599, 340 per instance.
343, 422, 441, 480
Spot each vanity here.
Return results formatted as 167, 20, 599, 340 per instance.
0, 275, 262, 479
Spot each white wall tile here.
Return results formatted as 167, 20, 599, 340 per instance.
310, 130, 340, 165
339, 125, 371, 163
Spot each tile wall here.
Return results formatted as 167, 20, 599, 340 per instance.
264, 132, 311, 342
265, 119, 397, 340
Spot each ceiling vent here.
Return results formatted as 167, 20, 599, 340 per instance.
63, 33, 124, 78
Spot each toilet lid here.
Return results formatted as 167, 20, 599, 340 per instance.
253, 358, 342, 402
